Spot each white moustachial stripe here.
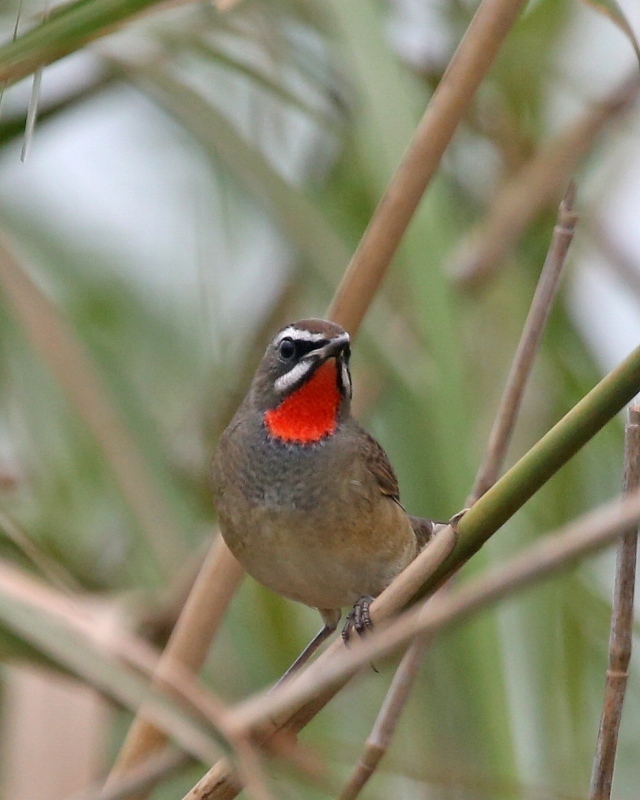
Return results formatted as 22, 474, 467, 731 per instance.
273, 360, 315, 394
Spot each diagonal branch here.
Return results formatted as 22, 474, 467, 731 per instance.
336, 635, 431, 800
327, 0, 530, 333
589, 400, 640, 799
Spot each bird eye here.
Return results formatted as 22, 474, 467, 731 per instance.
277, 337, 296, 361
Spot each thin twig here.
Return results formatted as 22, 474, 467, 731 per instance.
467, 183, 578, 504
451, 74, 639, 290
21, 0, 50, 161
327, 0, 530, 333
336, 635, 431, 800
589, 401, 640, 799
230, 487, 640, 737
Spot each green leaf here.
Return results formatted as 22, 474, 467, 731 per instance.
0, 0, 165, 86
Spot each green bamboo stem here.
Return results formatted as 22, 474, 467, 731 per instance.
0, 0, 165, 85
415, 343, 640, 601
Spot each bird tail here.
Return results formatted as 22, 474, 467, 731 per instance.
411, 512, 466, 550
409, 516, 436, 549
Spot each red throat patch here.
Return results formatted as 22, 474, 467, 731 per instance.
265, 360, 340, 443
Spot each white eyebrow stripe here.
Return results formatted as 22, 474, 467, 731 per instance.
274, 327, 327, 345
274, 360, 314, 393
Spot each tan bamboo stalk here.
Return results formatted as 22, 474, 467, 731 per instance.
335, 635, 431, 800
589, 401, 640, 799
327, 0, 530, 333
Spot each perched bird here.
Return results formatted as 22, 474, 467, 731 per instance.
211, 319, 436, 678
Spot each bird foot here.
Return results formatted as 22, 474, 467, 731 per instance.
342, 595, 374, 643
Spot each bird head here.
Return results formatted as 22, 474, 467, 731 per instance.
251, 319, 352, 444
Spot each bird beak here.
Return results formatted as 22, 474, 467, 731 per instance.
309, 332, 351, 363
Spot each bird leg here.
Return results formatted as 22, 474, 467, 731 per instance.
274, 611, 339, 688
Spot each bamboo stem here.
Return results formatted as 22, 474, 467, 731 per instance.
336, 635, 430, 800
589, 401, 640, 799
327, 0, 530, 333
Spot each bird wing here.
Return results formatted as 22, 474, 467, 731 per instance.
358, 426, 402, 504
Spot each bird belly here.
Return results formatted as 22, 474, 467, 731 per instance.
212, 413, 417, 611
218, 493, 416, 611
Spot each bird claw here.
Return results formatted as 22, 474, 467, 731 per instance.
342, 595, 374, 644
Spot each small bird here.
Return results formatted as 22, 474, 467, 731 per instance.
211, 319, 436, 678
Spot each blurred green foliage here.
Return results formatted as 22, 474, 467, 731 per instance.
0, 0, 638, 797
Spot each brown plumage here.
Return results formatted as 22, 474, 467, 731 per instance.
212, 319, 435, 677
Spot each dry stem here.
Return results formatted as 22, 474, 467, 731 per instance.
468, 183, 578, 503
327, 0, 530, 332
104, 535, 243, 794
589, 402, 640, 799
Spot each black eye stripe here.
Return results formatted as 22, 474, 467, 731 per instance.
294, 339, 327, 356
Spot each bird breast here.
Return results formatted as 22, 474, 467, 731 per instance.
212, 411, 417, 610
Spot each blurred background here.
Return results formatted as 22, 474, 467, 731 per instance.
0, 0, 639, 797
